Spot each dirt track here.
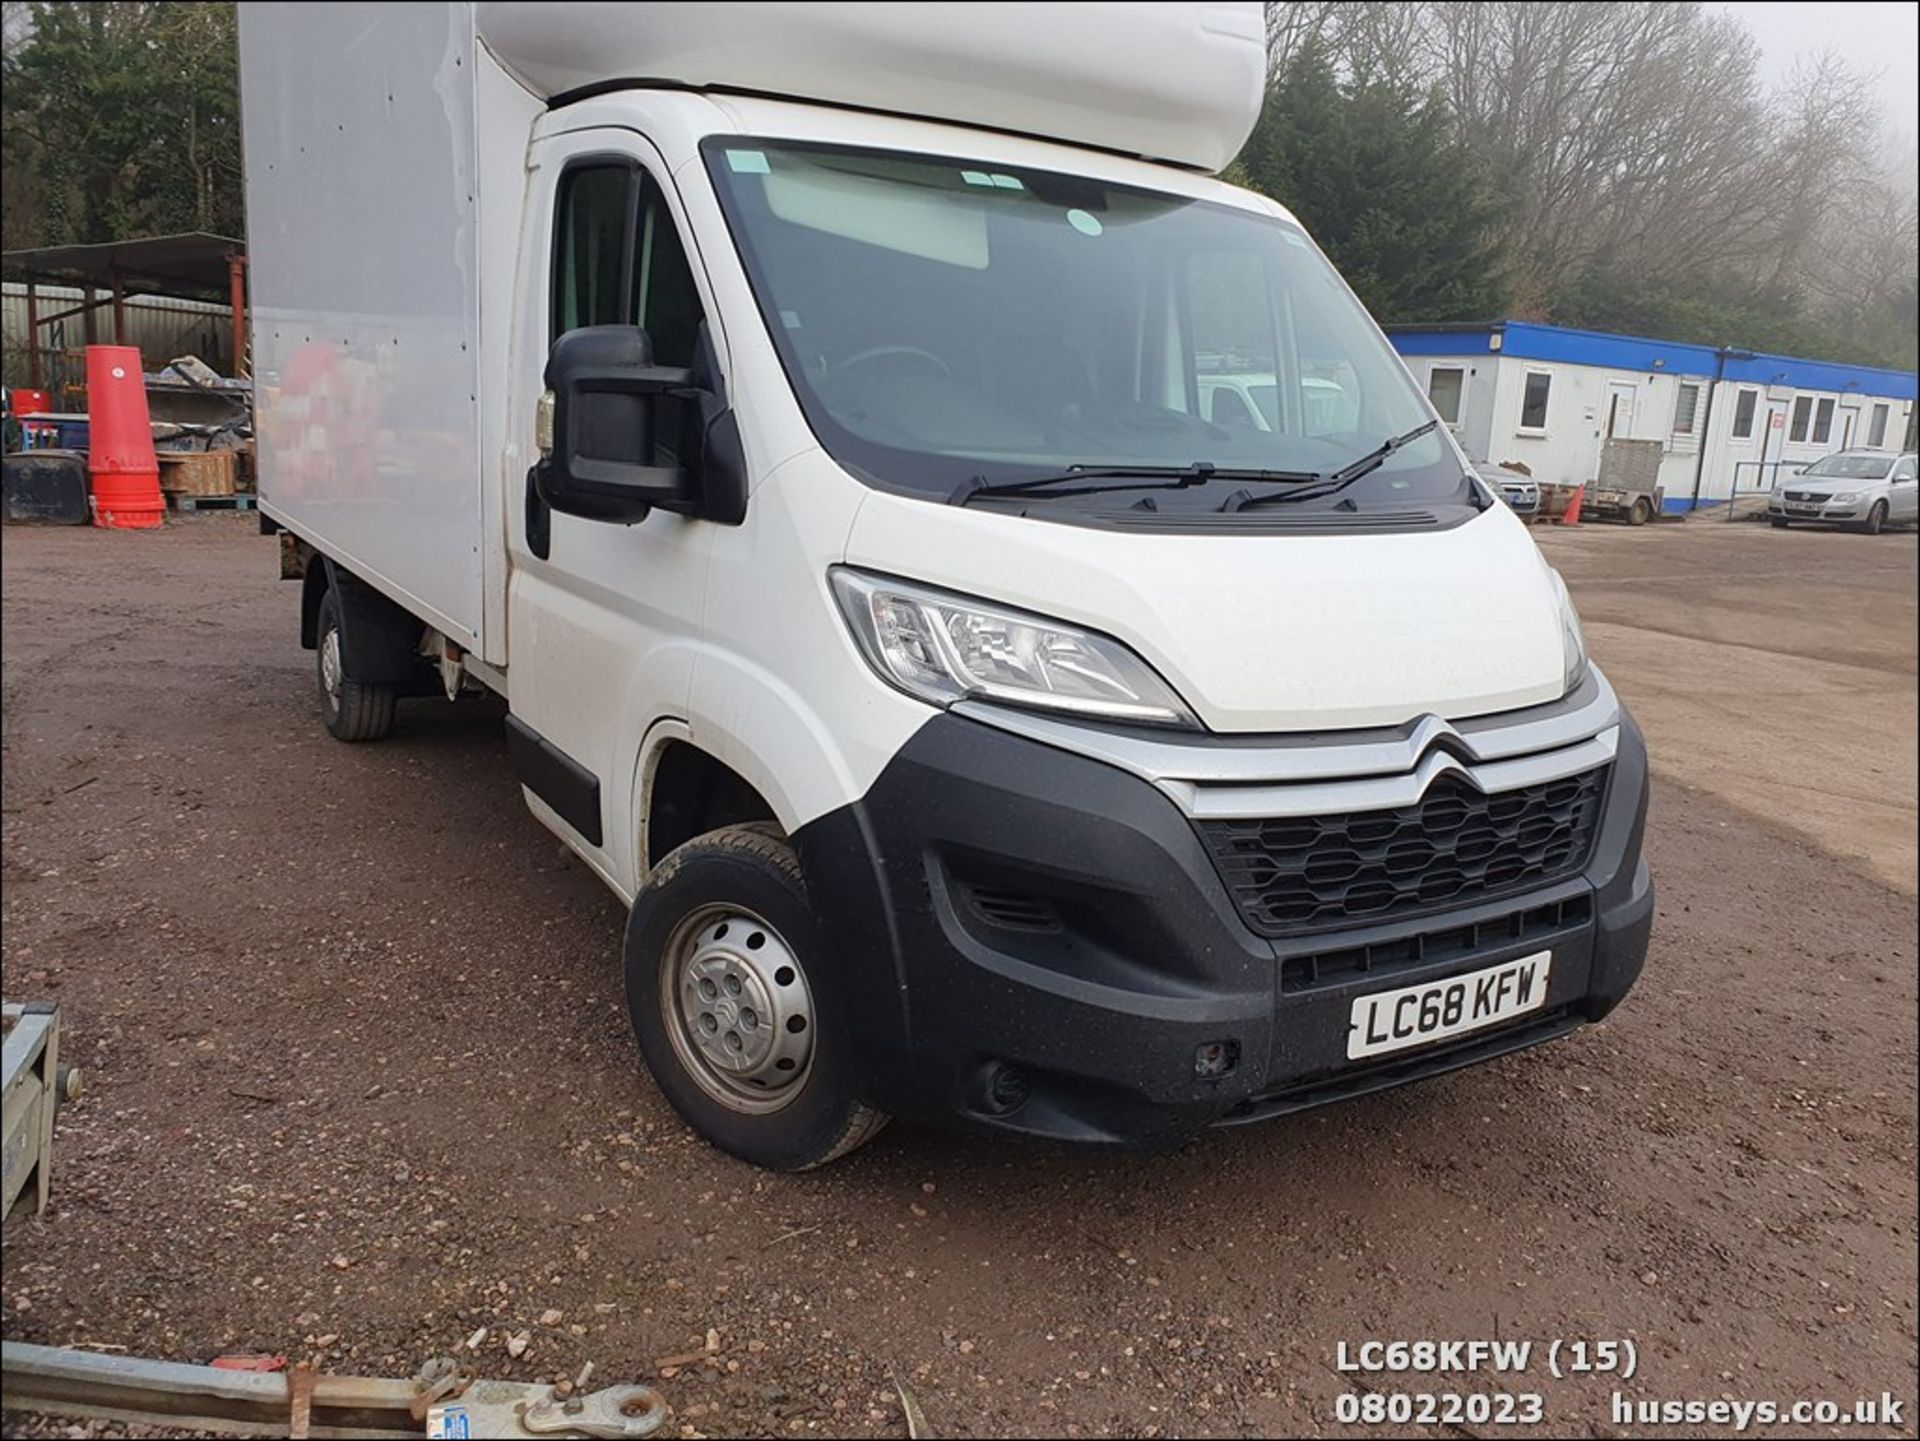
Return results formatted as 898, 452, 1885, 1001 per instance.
2, 514, 1915, 1439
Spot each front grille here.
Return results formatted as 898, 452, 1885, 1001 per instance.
1281, 893, 1592, 993
1198, 767, 1609, 936
1785, 490, 1825, 502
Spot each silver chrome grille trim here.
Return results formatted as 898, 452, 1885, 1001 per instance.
1173, 728, 1616, 819
952, 666, 1620, 819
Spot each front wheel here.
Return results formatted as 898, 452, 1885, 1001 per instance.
1863, 500, 1888, 535
1628, 497, 1653, 527
1770, 516, 1789, 529
624, 826, 888, 1170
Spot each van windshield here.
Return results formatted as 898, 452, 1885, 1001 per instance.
703, 139, 1461, 507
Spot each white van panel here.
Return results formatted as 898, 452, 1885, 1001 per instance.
475, 1, 1266, 174
241, 2, 501, 649
690, 453, 934, 834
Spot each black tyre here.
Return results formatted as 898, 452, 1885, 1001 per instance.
624, 825, 888, 1170
315, 588, 397, 742
1628, 497, 1652, 527
1770, 517, 1789, 529
1863, 500, 1887, 536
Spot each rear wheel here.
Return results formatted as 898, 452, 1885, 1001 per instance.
1863, 500, 1888, 535
624, 825, 888, 1170
1627, 497, 1653, 527
315, 589, 396, 742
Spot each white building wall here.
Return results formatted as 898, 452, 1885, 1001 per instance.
1406, 345, 1915, 508
1479, 356, 1709, 497
1696, 384, 1915, 502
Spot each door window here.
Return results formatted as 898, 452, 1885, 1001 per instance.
1671, 382, 1700, 437
1427, 366, 1465, 425
553, 164, 636, 340
552, 161, 705, 364
1731, 388, 1758, 439
1605, 386, 1634, 439
550, 159, 707, 465
634, 175, 702, 366
1789, 396, 1812, 442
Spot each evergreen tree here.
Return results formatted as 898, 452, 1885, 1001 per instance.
1232, 48, 1513, 325
2, 1, 241, 249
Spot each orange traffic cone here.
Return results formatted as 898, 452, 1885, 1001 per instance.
1559, 484, 1585, 526
86, 346, 164, 529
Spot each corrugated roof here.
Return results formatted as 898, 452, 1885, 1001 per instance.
1, 232, 243, 301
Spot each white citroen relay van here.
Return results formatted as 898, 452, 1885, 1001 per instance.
241, 2, 1653, 1169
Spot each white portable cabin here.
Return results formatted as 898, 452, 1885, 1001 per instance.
1390, 321, 1919, 510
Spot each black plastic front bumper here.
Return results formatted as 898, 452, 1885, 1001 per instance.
794, 708, 1653, 1146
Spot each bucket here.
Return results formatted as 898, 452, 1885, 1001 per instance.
85, 346, 164, 529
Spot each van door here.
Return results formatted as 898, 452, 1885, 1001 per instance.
504, 128, 718, 893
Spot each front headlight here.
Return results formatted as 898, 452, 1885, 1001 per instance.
1549, 567, 1588, 696
829, 568, 1199, 728
1827, 492, 1859, 504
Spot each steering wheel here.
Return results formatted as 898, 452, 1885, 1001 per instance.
831, 345, 952, 378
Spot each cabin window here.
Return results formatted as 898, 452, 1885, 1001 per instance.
1427, 366, 1465, 425
1519, 370, 1552, 432
1810, 397, 1835, 446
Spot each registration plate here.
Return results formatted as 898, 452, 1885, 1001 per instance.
1786, 504, 1822, 515
1347, 952, 1552, 1060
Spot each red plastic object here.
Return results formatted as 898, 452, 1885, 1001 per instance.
1559, 484, 1584, 526
10, 387, 53, 416
85, 345, 164, 529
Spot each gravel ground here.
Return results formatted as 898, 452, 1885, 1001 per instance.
2, 514, 1915, 1439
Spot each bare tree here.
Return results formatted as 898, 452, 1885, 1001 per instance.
1762, 52, 1880, 289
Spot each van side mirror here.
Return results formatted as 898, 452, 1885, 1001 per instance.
535, 324, 699, 524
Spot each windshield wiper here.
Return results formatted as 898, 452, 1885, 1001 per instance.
951, 461, 1320, 508
1220, 421, 1442, 513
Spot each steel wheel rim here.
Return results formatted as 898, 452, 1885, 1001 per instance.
660, 904, 815, 1114
319, 626, 343, 703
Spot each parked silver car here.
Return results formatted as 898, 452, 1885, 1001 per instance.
1471, 459, 1541, 517
1770, 450, 1918, 534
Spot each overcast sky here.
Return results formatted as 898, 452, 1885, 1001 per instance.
1715, 0, 1919, 146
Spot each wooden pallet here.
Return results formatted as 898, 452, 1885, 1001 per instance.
156, 449, 237, 498
167, 491, 257, 513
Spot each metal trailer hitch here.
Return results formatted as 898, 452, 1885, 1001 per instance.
0, 1340, 669, 1439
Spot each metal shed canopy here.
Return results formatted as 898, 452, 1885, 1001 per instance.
1, 231, 243, 301
3, 232, 248, 388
